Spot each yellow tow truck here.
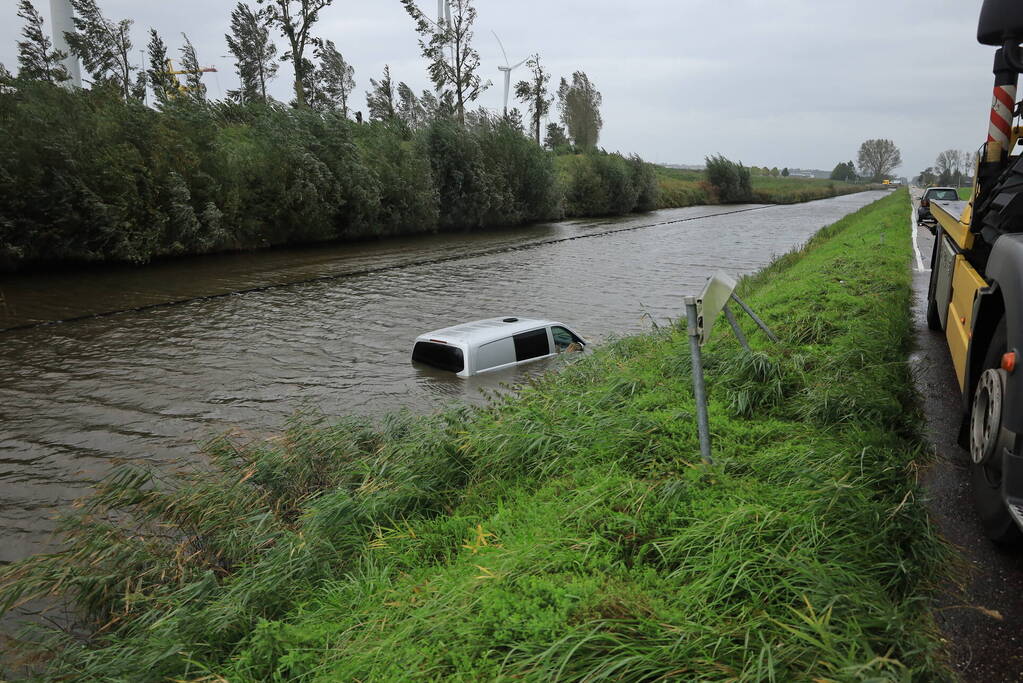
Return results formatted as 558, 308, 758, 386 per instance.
925, 0, 1023, 542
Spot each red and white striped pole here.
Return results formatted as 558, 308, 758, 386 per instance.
988, 50, 1019, 162
989, 84, 1016, 151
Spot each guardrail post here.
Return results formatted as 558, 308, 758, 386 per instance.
685, 296, 714, 465
722, 304, 750, 353
730, 293, 779, 343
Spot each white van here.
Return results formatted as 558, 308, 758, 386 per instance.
411, 317, 587, 377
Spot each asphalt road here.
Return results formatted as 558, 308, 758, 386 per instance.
910, 188, 1023, 681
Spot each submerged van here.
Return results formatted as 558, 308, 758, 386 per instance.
411, 317, 587, 377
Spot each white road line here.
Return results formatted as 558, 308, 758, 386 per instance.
910, 206, 929, 273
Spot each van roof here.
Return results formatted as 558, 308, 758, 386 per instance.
416, 317, 556, 346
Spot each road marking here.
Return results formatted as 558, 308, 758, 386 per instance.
911, 208, 930, 273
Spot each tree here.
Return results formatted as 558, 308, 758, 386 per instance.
310, 40, 354, 115
544, 122, 569, 150
400, 0, 489, 126
830, 161, 857, 182
226, 2, 278, 104
781, 167, 789, 177
419, 88, 454, 121
557, 71, 602, 150
294, 56, 317, 106
935, 149, 957, 183
67, 0, 144, 101
935, 148, 972, 186
504, 107, 525, 134
857, 139, 902, 182
146, 30, 177, 105
396, 82, 425, 129
513, 54, 553, 145
16, 0, 70, 84
366, 65, 396, 121
179, 34, 207, 103
257, 0, 334, 107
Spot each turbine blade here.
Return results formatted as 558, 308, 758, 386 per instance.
512, 59, 527, 70
492, 30, 510, 67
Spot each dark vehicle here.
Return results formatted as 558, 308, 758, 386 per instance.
918, 187, 960, 230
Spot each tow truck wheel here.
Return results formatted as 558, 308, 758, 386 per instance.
970, 319, 1023, 544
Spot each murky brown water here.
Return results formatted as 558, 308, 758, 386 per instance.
0, 192, 886, 566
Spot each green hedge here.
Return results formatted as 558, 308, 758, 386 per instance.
0, 82, 651, 271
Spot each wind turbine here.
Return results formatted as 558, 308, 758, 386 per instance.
49, 0, 81, 87
438, 0, 451, 29
493, 31, 526, 116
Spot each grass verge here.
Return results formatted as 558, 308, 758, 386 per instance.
0, 189, 948, 681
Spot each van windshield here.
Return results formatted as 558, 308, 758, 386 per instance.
412, 342, 464, 373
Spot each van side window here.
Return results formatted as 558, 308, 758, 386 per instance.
476, 337, 516, 371
551, 326, 581, 350
513, 329, 550, 361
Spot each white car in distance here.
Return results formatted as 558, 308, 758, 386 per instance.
412, 317, 587, 378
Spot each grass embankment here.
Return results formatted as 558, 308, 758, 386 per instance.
655, 165, 867, 209
0, 190, 948, 680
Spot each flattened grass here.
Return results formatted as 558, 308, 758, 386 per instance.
1, 189, 948, 681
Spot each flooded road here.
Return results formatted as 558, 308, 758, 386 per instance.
0, 192, 886, 565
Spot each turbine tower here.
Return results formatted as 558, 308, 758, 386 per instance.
49, 0, 81, 87
493, 32, 526, 116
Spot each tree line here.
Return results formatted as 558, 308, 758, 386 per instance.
829, 139, 903, 183
0, 0, 655, 270
5, 0, 605, 151
915, 149, 976, 187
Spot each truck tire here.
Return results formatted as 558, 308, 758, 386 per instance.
970, 318, 1023, 544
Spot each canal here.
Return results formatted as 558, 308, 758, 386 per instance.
0, 191, 887, 565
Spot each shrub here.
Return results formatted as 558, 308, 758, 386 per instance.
417, 119, 492, 230
705, 154, 753, 203
557, 151, 659, 217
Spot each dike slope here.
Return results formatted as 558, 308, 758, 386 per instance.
1, 189, 949, 681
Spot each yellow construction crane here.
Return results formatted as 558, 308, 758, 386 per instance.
164, 59, 217, 97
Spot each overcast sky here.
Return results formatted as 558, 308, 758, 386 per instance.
0, 0, 998, 177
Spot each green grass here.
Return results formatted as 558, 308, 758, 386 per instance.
0, 189, 949, 681
958, 187, 973, 200
654, 165, 868, 209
